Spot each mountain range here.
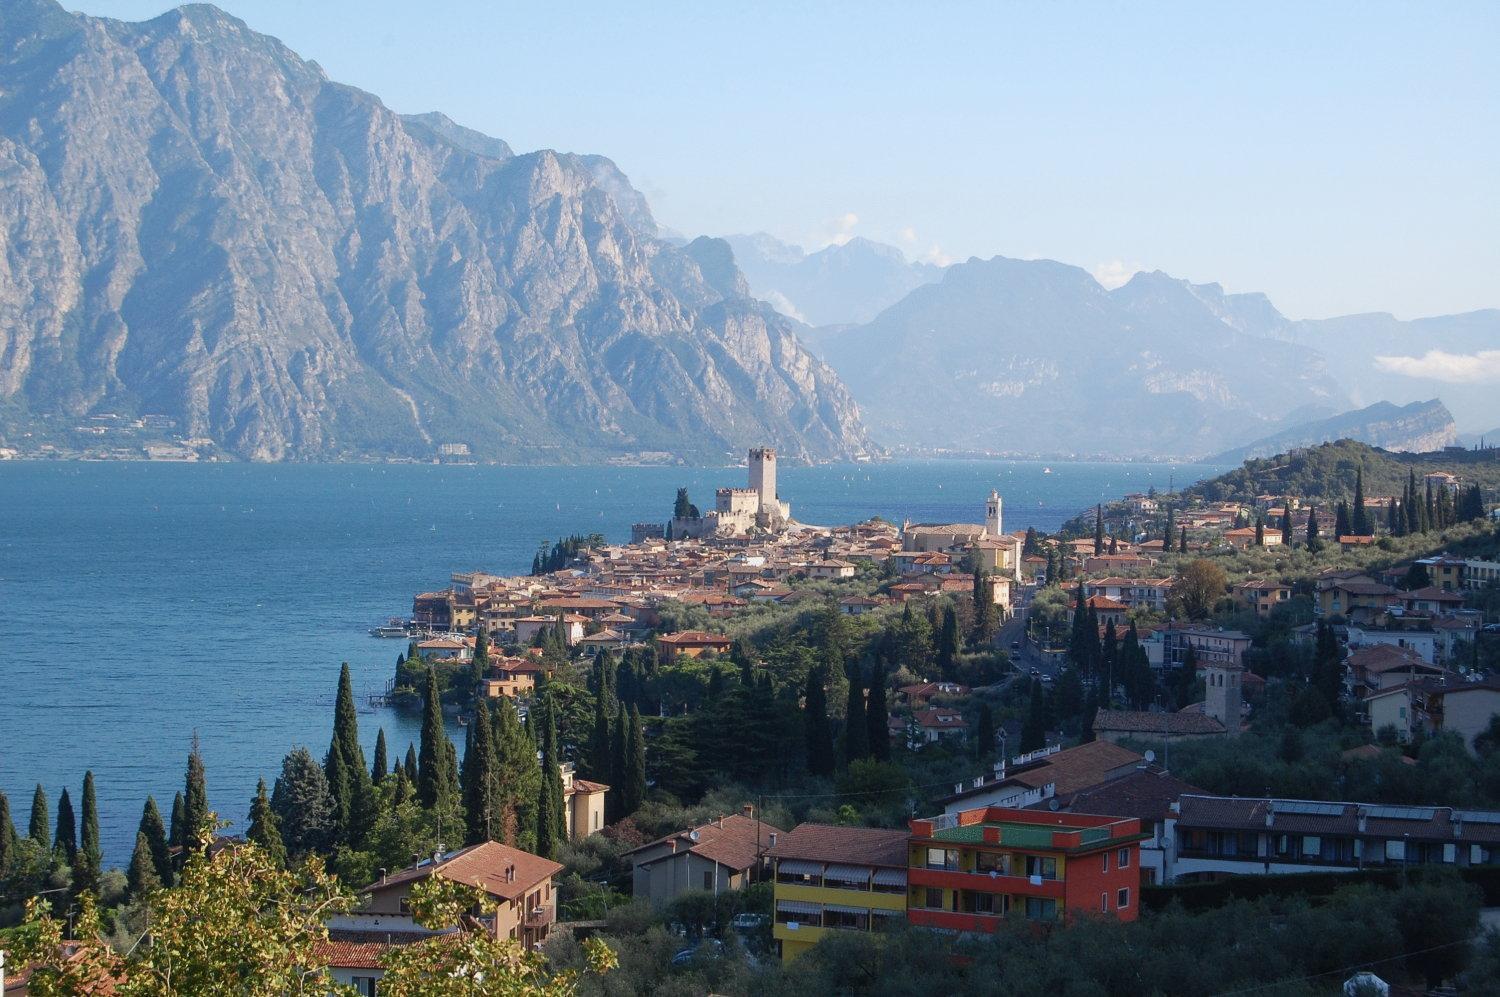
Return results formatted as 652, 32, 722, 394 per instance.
0, 1, 871, 463
722, 234, 943, 327
1208, 399, 1458, 464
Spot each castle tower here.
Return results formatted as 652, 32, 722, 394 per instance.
749, 447, 777, 512
985, 490, 1002, 537
1202, 661, 1243, 731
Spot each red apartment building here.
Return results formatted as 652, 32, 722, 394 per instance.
906, 807, 1145, 930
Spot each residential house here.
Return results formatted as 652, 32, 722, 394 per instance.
838, 595, 882, 616
1348, 644, 1447, 694
513, 615, 585, 647
416, 635, 472, 662
1160, 627, 1251, 669
657, 630, 733, 662
938, 741, 1144, 816
483, 657, 543, 699
808, 559, 857, 580
560, 763, 608, 842
906, 707, 968, 745
1346, 622, 1438, 665
1164, 794, 1500, 883
325, 841, 564, 960
1042, 764, 1206, 886
1234, 579, 1292, 619
769, 823, 909, 961
1092, 708, 1229, 745
1415, 554, 1468, 592
1315, 575, 1396, 622
906, 807, 1145, 929
626, 809, 766, 903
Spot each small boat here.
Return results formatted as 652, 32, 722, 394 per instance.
370, 626, 408, 638
1043, 467, 1053, 474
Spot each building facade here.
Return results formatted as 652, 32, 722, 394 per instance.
768, 824, 910, 961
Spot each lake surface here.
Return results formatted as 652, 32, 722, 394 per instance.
0, 458, 1218, 864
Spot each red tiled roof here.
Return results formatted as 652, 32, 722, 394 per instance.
366, 841, 562, 902
765, 822, 908, 868
624, 813, 766, 872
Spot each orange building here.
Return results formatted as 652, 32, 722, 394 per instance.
906, 807, 1145, 930
656, 630, 733, 662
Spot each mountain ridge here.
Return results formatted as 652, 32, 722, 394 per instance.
0, 0, 872, 463
1209, 399, 1458, 464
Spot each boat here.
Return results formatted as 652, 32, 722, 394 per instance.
370, 617, 414, 638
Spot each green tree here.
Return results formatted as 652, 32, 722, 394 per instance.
1094, 504, 1104, 553
842, 661, 869, 765
492, 697, 540, 848
976, 703, 996, 758
418, 668, 457, 809
1173, 559, 1228, 620
327, 663, 375, 846
1334, 500, 1352, 538
1305, 504, 1322, 551
1404, 561, 1431, 590
587, 668, 614, 782
0, 790, 16, 876
404, 743, 419, 783
462, 699, 499, 846
372, 727, 389, 783
1352, 468, 1372, 535
607, 700, 629, 824
247, 778, 287, 867
1280, 508, 1293, 545
1020, 679, 1047, 752
972, 570, 998, 645
54, 787, 76, 863
804, 665, 836, 776
184, 735, 209, 849
535, 700, 567, 859
28, 783, 48, 847
126, 830, 161, 900
936, 605, 960, 679
74, 770, 102, 897
169, 790, 187, 850
673, 487, 693, 520
270, 746, 336, 857
624, 705, 647, 817
866, 656, 891, 762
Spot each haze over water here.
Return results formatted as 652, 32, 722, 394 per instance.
0, 459, 1217, 864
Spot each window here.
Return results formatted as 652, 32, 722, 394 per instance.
822, 908, 869, 931
974, 892, 998, 915
1024, 897, 1057, 921
353, 979, 377, 997
702, 871, 713, 890
1117, 847, 1130, 869
1100, 893, 1109, 912
926, 848, 958, 871
398, 897, 411, 915
1117, 888, 1130, 909
974, 851, 1009, 875
1101, 853, 1109, 873
1024, 855, 1057, 880
924, 888, 944, 910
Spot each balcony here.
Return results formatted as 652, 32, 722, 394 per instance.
525, 905, 555, 929
907, 867, 1065, 899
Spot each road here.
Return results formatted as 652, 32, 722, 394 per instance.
998, 585, 1064, 687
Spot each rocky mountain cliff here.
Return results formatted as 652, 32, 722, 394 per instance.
812, 259, 1348, 458
0, 1, 872, 463
1209, 399, 1458, 464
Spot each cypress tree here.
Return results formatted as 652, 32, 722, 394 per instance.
1352, 469, 1371, 535
1165, 505, 1176, 546
418, 668, 454, 808
270, 746, 335, 857
972, 570, 997, 645
1179, 526, 1188, 553
54, 787, 76, 863
1334, 501, 1351, 539
492, 697, 540, 848
936, 606, 960, 678
624, 705, 647, 816
1254, 515, 1264, 546
1044, 548, 1057, 584
588, 668, 614, 781
1388, 498, 1401, 536
168, 791, 186, 851
976, 703, 996, 758
1020, 679, 1046, 752
74, 771, 101, 897
28, 784, 49, 847
324, 743, 351, 844
1094, 505, 1104, 553
372, 728, 389, 783
404, 744, 419, 783
462, 699, 498, 845
246, 778, 286, 867
183, 735, 209, 848
804, 665, 836, 777
0, 791, 15, 876
328, 663, 375, 846
535, 700, 567, 858
1281, 508, 1293, 546
867, 656, 890, 762
608, 701, 629, 823
127, 832, 161, 900
842, 661, 868, 765
138, 796, 172, 887
1305, 505, 1320, 550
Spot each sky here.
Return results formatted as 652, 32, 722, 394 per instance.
67, 1, 1500, 320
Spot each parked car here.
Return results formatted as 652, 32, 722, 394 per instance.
671, 940, 725, 968
730, 912, 767, 930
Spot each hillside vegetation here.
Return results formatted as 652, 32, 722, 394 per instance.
1186, 439, 1500, 504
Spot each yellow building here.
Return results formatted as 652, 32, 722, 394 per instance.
767, 823, 909, 961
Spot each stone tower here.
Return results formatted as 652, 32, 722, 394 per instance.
1203, 661, 1243, 730
749, 447, 777, 512
985, 489, 1003, 537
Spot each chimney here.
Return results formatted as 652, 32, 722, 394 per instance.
1357, 807, 1368, 834
379, 868, 388, 885
717, 815, 725, 828
742, 804, 755, 818
768, 832, 778, 848
410, 852, 421, 869
1264, 802, 1275, 828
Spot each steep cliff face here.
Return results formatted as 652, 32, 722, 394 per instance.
1210, 399, 1459, 463
0, 1, 871, 462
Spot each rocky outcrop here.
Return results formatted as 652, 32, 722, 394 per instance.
1210, 399, 1459, 463
0, 1, 872, 462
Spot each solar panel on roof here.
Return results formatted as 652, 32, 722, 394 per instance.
1365, 805, 1437, 821
1454, 810, 1500, 825
1274, 801, 1343, 816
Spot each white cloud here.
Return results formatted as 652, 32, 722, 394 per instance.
817, 212, 860, 247
1374, 349, 1500, 383
762, 290, 808, 324
1091, 260, 1143, 289
920, 244, 954, 266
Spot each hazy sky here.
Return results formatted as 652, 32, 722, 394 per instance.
69, 1, 1499, 320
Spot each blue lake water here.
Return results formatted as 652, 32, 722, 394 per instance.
0, 458, 1218, 864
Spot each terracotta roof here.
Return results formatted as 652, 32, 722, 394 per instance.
1092, 709, 1226, 736
657, 630, 732, 645
568, 778, 610, 795
1053, 764, 1204, 820
366, 841, 562, 901
625, 813, 766, 872
1175, 795, 1500, 844
766, 822, 909, 868
314, 938, 400, 970
1005, 740, 1144, 796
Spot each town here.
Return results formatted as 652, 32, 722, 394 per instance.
5, 440, 1500, 994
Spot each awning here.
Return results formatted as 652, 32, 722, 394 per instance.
822, 904, 871, 915
823, 864, 871, 884
872, 868, 908, 887
776, 860, 823, 877
776, 900, 822, 915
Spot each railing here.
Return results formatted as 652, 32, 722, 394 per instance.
525, 905, 555, 928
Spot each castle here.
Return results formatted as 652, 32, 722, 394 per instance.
670, 447, 794, 539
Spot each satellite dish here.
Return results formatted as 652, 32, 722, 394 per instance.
689, 830, 700, 842
1144, 750, 1157, 764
